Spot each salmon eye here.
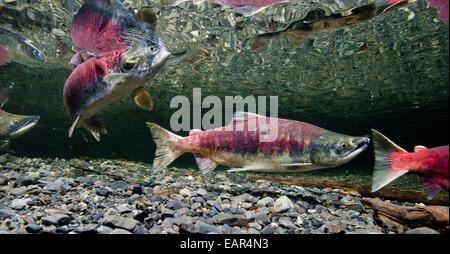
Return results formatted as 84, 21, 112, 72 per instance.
340, 142, 349, 149
13, 120, 19, 125
149, 46, 156, 52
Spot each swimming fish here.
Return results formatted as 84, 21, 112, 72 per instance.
146, 112, 370, 174
0, 90, 40, 141
426, 0, 449, 20
371, 129, 449, 200
192, 0, 291, 16
0, 27, 45, 66
63, 0, 170, 141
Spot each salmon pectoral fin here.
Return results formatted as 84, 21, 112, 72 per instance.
420, 176, 442, 200
194, 156, 218, 175
132, 86, 153, 111
371, 129, 409, 192
68, 115, 81, 138
226, 163, 274, 173
227, 167, 253, 173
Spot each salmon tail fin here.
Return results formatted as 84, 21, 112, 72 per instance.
371, 129, 409, 192
420, 177, 442, 200
146, 122, 184, 172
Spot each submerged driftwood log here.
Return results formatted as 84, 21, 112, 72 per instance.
248, 175, 449, 206
361, 198, 449, 233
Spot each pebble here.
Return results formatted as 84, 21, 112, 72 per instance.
41, 214, 71, 226
117, 204, 132, 214
260, 225, 274, 234
25, 224, 43, 233
405, 227, 440, 234
109, 228, 132, 234
96, 189, 111, 197
10, 199, 28, 210
166, 200, 189, 210
273, 196, 294, 213
214, 212, 249, 226
195, 220, 222, 234
0, 154, 419, 235
103, 215, 139, 232
257, 197, 274, 207
278, 217, 297, 229
0, 175, 9, 185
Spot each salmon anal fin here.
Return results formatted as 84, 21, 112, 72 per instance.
194, 156, 218, 175
420, 176, 442, 200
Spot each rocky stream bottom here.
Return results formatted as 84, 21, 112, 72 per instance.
0, 153, 447, 235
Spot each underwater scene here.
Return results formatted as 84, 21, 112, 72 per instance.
0, 0, 448, 237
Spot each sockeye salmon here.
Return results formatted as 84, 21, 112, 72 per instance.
147, 112, 370, 174
63, 0, 170, 142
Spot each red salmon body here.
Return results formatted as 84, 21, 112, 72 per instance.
179, 117, 326, 158
147, 112, 370, 175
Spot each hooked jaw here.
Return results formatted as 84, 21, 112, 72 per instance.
310, 134, 371, 167
341, 137, 370, 162
121, 42, 171, 77
9, 115, 40, 139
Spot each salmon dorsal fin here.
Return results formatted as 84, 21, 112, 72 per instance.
414, 145, 428, 152
371, 129, 409, 192
189, 129, 203, 136
0, 90, 9, 109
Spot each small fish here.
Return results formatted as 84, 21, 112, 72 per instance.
371, 129, 449, 200
0, 27, 45, 66
146, 112, 370, 174
0, 90, 40, 141
426, 0, 449, 20
63, 0, 170, 141
192, 0, 291, 16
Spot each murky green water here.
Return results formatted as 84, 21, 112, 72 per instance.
0, 0, 448, 192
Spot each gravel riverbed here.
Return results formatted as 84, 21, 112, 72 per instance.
0, 153, 441, 234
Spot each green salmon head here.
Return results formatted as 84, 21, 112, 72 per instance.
310, 132, 370, 167
0, 112, 40, 140
120, 35, 171, 77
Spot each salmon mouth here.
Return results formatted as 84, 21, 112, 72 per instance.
342, 137, 370, 161
10, 115, 40, 138
120, 47, 171, 77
